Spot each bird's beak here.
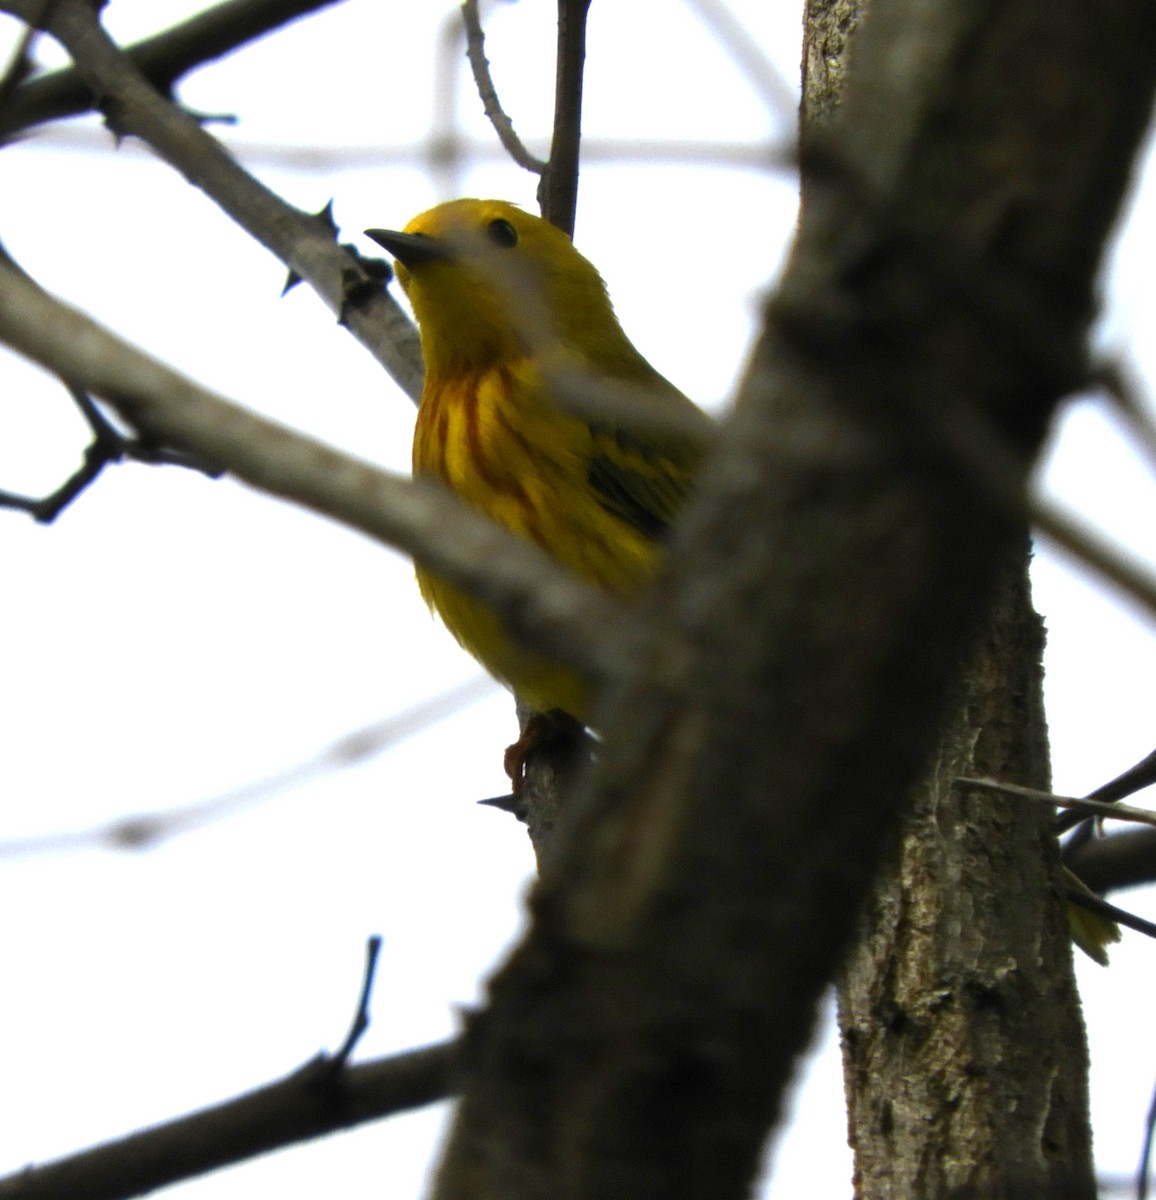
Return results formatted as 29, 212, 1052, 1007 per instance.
364, 229, 450, 269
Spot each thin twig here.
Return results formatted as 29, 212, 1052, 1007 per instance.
327, 936, 384, 1072
461, 0, 546, 174
0, 380, 220, 522
954, 776, 1156, 830
681, 0, 799, 126
0, 1038, 459, 1200
539, 0, 591, 234
1091, 356, 1156, 479
16, 122, 795, 173
1140, 1077, 1156, 1200
0, 676, 497, 860
1056, 743, 1156, 836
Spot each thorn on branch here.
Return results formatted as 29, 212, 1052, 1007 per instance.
312, 199, 340, 237
478, 792, 526, 818
180, 105, 239, 127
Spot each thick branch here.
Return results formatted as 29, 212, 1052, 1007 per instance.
0, 0, 344, 137
0, 255, 622, 688
0, 1040, 457, 1200
1066, 827, 1156, 894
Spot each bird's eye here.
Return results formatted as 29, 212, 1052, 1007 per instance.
487, 218, 518, 248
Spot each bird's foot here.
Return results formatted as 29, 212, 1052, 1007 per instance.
504, 709, 584, 793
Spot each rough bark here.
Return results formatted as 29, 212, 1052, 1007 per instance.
806, 5, 1097, 1197
838, 557, 1095, 1199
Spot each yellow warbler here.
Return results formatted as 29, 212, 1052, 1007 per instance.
366, 199, 702, 739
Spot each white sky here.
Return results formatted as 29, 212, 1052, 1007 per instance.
0, 1, 1154, 1196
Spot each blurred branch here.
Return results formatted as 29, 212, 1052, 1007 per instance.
1065, 887, 1156, 943
14, 123, 796, 173
780, 148, 1156, 635
682, 0, 799, 126
1056, 741, 1156, 835
539, 0, 590, 234
1030, 498, 1156, 625
0, 254, 624, 690
1093, 355, 1156, 476
0, 0, 48, 111
0, 1037, 458, 1200
461, 0, 546, 174
0, 0, 344, 139
1065, 826, 1156, 894
428, 6, 467, 196
0, 0, 425, 403
0, 676, 497, 860
0, 377, 220, 522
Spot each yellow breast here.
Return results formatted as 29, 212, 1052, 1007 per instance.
412, 362, 660, 720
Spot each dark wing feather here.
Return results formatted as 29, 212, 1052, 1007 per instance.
587, 422, 698, 541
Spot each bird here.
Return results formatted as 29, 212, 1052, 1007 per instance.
365, 199, 704, 785
365, 199, 1121, 964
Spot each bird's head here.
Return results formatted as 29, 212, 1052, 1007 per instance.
366, 199, 636, 377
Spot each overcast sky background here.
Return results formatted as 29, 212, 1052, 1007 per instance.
1, 1, 1155, 1196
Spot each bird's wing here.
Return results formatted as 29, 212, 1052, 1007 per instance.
586, 422, 699, 541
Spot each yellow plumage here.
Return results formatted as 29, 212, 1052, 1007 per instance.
366, 199, 702, 722
367, 198, 1118, 964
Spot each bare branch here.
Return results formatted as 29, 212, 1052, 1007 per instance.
0, 1038, 458, 1200
0, 379, 220, 521
461, 0, 547, 174
539, 0, 591, 234
18, 123, 795, 173
955, 775, 1156, 831
682, 0, 799, 126
777, 147, 1156, 635
0, 0, 50, 113
0, 0, 345, 139
1030, 498, 1156, 625
1056, 742, 1156, 835
328, 936, 384, 1072
0, 254, 624, 692
1065, 887, 1156, 943
1092, 355, 1156, 477
0, 0, 424, 403
0, 676, 497, 860
1065, 826, 1156, 895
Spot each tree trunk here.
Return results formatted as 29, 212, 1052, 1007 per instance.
838, 554, 1095, 1198
803, 3, 1097, 1196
